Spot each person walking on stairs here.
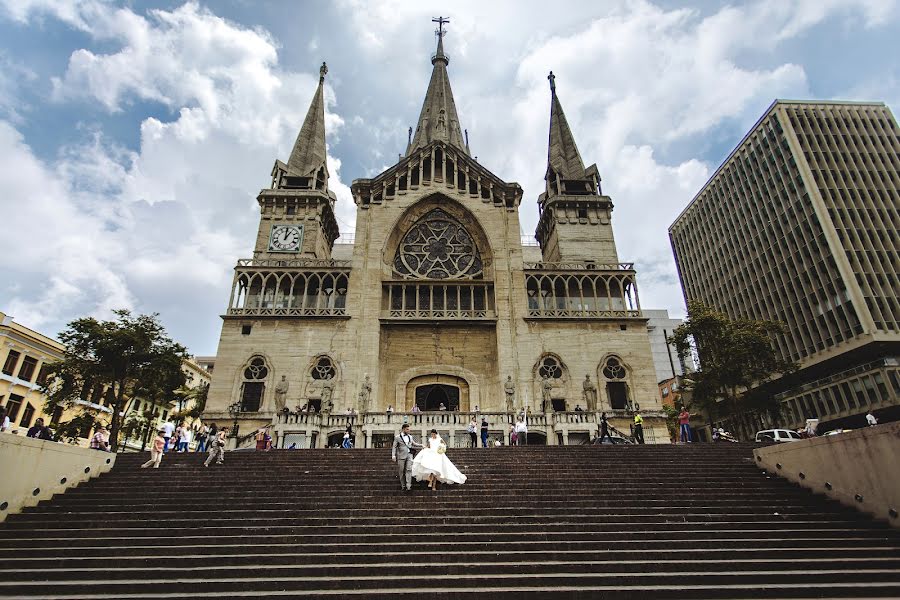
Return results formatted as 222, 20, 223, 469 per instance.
391, 423, 423, 492
467, 417, 478, 448
597, 412, 613, 444
678, 407, 692, 443
141, 429, 166, 469
480, 416, 489, 448
633, 410, 645, 444
205, 429, 227, 467
515, 411, 528, 445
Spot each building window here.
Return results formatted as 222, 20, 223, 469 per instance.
19, 403, 35, 428
35, 363, 51, 386
602, 356, 630, 410
4, 393, 24, 421
310, 356, 336, 380
537, 355, 563, 379
17, 356, 38, 382
393, 208, 484, 279
2, 350, 20, 376
240, 356, 269, 412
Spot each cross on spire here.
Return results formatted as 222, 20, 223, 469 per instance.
432, 16, 449, 39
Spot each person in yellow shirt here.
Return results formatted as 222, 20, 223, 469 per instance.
633, 410, 645, 444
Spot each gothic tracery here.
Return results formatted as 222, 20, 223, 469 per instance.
393, 209, 483, 279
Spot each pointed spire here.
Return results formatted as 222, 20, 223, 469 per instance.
286, 61, 329, 181
546, 71, 587, 182
407, 18, 468, 156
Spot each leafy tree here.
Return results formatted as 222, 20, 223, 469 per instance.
669, 301, 798, 429
42, 310, 188, 449
172, 383, 209, 421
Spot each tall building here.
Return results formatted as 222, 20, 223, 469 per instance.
204, 27, 665, 448
644, 309, 693, 385
669, 100, 900, 433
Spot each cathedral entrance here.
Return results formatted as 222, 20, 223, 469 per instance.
416, 384, 460, 411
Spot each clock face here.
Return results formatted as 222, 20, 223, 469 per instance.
268, 224, 303, 252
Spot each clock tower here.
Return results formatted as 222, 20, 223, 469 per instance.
253, 62, 339, 259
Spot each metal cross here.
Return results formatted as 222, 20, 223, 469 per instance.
432, 16, 449, 38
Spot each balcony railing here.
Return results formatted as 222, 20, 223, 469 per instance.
227, 264, 350, 318
524, 265, 642, 320
237, 258, 352, 270
382, 281, 496, 321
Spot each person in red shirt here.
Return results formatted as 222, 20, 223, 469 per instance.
678, 407, 692, 443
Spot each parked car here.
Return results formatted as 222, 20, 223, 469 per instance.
755, 429, 802, 443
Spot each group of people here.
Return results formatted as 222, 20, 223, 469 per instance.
140, 423, 228, 469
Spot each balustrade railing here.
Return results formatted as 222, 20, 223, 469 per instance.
382, 281, 496, 320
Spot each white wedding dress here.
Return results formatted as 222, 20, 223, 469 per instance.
411, 436, 467, 485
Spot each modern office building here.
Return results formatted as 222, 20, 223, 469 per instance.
669, 100, 899, 433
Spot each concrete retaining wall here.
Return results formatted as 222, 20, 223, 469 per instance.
754, 422, 900, 528
0, 434, 116, 522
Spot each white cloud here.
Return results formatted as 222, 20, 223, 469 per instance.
0, 1, 353, 352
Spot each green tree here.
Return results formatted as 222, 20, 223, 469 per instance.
42, 310, 188, 449
669, 301, 798, 429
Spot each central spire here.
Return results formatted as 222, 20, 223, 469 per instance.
407, 17, 468, 157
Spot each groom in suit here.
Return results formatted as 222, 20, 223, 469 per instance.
391, 423, 423, 492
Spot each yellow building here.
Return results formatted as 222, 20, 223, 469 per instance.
0, 312, 64, 433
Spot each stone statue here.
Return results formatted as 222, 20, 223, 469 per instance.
582, 374, 598, 412
273, 375, 289, 412
504, 375, 516, 412
357, 374, 372, 413
541, 375, 553, 413
320, 375, 335, 412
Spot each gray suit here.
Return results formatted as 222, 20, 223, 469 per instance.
391, 431, 422, 490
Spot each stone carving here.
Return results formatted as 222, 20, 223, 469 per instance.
582, 374, 597, 412
541, 374, 553, 413
504, 375, 516, 412
273, 375, 289, 412
320, 375, 335, 412
357, 374, 372, 413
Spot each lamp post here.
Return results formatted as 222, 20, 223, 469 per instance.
228, 401, 242, 439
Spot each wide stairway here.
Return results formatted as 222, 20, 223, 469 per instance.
2, 444, 899, 599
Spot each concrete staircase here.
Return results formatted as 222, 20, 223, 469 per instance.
2, 444, 899, 598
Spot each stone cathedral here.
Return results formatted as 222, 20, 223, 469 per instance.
204, 27, 665, 448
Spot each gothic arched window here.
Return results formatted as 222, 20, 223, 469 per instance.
393, 209, 483, 279
310, 356, 336, 380
602, 357, 626, 380
538, 355, 563, 379
601, 356, 629, 410
240, 356, 269, 412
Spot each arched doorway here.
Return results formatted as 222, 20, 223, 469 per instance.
404, 373, 470, 411
416, 383, 460, 411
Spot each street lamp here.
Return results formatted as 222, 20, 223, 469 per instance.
228, 401, 242, 439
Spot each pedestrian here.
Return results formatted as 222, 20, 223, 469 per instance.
866, 410, 878, 427
26, 418, 53, 440
204, 429, 226, 467
255, 428, 267, 450
207, 423, 219, 448
574, 404, 583, 412
342, 423, 353, 449
196, 424, 209, 453
90, 425, 110, 451
162, 420, 175, 452
391, 423, 423, 492
141, 428, 166, 469
480, 416, 489, 448
438, 403, 447, 411
467, 416, 478, 448
177, 423, 191, 452
411, 404, 421, 414
515, 412, 528, 445
678, 406, 692, 443
633, 410, 645, 444
598, 412, 613, 444
509, 423, 517, 446
0, 407, 10, 432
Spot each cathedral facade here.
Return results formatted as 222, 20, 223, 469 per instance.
204, 31, 666, 448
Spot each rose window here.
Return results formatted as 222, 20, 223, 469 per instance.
393, 209, 483, 279
603, 357, 626, 380
538, 356, 563, 379
311, 356, 336, 380
243, 357, 268, 380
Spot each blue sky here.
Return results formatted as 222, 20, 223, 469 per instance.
0, 0, 898, 355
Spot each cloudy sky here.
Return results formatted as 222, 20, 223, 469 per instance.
0, 0, 897, 356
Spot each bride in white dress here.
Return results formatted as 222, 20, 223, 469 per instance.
411, 429, 467, 490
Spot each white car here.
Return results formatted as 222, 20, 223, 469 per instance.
755, 429, 802, 443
